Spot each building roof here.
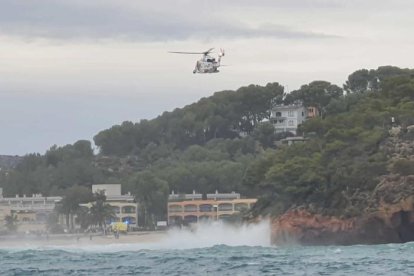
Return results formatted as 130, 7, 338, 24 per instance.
168, 190, 242, 201
0, 195, 62, 203
92, 184, 122, 196
207, 191, 240, 200
168, 190, 202, 201
272, 103, 305, 111
105, 195, 135, 202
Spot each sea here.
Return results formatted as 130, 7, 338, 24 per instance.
1, 221, 414, 275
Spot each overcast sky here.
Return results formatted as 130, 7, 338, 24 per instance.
1, 0, 413, 155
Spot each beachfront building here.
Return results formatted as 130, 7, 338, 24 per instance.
270, 103, 307, 135
0, 190, 11, 231
0, 188, 62, 232
90, 184, 138, 227
167, 190, 257, 226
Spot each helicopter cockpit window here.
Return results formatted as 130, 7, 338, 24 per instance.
207, 58, 215, 62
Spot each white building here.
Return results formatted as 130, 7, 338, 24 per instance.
91, 184, 138, 226
270, 103, 307, 135
92, 184, 122, 197
0, 190, 62, 232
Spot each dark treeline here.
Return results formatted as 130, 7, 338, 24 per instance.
93, 82, 285, 156
1, 66, 413, 226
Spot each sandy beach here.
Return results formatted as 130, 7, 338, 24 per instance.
0, 231, 167, 248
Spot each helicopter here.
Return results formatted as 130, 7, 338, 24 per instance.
169, 48, 225, 74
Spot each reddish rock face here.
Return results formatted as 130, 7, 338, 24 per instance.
270, 136, 414, 246
271, 194, 414, 246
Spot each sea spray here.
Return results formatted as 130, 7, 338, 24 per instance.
0, 220, 271, 252
160, 219, 271, 249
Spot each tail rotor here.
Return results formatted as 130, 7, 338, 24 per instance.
218, 48, 225, 57
218, 48, 225, 63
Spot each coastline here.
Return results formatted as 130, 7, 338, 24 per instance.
0, 231, 167, 248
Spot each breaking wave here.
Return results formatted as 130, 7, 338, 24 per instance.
0, 220, 271, 252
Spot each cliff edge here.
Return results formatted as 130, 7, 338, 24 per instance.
271, 131, 414, 245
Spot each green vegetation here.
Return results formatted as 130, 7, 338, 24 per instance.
247, 69, 414, 217
126, 171, 168, 228
1, 66, 413, 224
89, 191, 116, 231
4, 214, 18, 233
55, 185, 93, 230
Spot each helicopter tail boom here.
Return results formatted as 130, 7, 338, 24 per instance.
218, 48, 225, 63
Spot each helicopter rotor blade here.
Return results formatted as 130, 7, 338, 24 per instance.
202, 48, 214, 55
168, 51, 206, 55
169, 48, 215, 55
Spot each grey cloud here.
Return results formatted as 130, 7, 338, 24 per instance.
0, 0, 337, 41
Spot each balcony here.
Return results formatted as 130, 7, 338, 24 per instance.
184, 204, 197, 212
122, 206, 136, 214
218, 203, 233, 212
199, 204, 213, 212
7, 204, 56, 211
169, 204, 183, 213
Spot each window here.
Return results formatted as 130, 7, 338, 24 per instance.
122, 216, 136, 224
184, 204, 197, 212
288, 110, 294, 117
234, 203, 248, 211
199, 215, 211, 221
288, 120, 294, 126
184, 215, 198, 223
218, 203, 233, 211
122, 206, 136, 214
199, 204, 213, 212
169, 205, 183, 212
112, 206, 121, 214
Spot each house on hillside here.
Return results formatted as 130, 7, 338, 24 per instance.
270, 103, 307, 135
307, 106, 320, 118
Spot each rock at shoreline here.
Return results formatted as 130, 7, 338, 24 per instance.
271, 175, 414, 246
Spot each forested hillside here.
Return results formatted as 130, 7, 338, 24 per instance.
1, 66, 413, 226
247, 73, 414, 218
0, 155, 22, 170
93, 82, 285, 155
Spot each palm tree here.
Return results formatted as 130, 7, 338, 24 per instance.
128, 171, 168, 228
4, 214, 18, 232
89, 191, 115, 233
56, 186, 93, 231
75, 206, 92, 231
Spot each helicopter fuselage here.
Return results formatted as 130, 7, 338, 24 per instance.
193, 55, 220, 74
168, 48, 224, 74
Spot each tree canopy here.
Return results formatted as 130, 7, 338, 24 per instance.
1, 66, 413, 222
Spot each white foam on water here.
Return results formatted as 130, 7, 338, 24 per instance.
0, 220, 272, 252
159, 219, 271, 250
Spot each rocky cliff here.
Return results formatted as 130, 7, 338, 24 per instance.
271, 131, 414, 246
271, 176, 414, 245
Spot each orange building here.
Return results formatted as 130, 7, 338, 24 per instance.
167, 191, 256, 225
